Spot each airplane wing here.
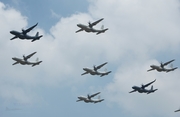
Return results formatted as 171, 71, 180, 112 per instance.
129, 90, 136, 93
174, 109, 180, 112
163, 59, 175, 66
12, 62, 19, 65
89, 92, 101, 98
95, 62, 108, 70
81, 71, 89, 75
10, 36, 18, 40
89, 18, 104, 28
147, 68, 155, 72
76, 99, 82, 102
96, 28, 108, 35
142, 79, 156, 88
22, 23, 38, 34
76, 28, 83, 33
24, 52, 37, 60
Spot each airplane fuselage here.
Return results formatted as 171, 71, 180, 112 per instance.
12, 57, 29, 65
83, 68, 111, 76
77, 24, 95, 32
132, 86, 155, 93
76, 24, 108, 34
10, 31, 41, 40
83, 68, 98, 75
150, 65, 177, 72
77, 96, 93, 103
77, 96, 104, 103
12, 57, 42, 66
150, 65, 165, 72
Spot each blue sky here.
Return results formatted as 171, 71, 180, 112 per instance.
0, 0, 180, 117
1, 0, 88, 31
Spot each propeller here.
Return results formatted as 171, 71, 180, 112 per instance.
93, 65, 97, 71
22, 28, 26, 34
160, 62, 164, 68
23, 55, 26, 61
88, 21, 92, 28
141, 84, 144, 88
87, 94, 91, 100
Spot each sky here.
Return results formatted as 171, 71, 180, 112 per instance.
0, 0, 180, 117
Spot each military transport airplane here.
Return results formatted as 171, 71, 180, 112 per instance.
147, 59, 178, 72
174, 108, 180, 112
76, 18, 108, 35
12, 52, 42, 67
81, 62, 111, 77
10, 23, 43, 42
129, 79, 157, 94
76, 92, 104, 103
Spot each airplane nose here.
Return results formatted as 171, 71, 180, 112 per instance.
10, 31, 16, 35
10, 31, 13, 34
77, 24, 81, 27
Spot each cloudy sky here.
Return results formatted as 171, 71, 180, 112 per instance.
0, 0, 180, 117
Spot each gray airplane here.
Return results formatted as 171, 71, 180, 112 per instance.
147, 59, 178, 72
76, 92, 104, 103
12, 52, 42, 67
76, 18, 108, 35
10, 23, 43, 42
129, 79, 157, 94
81, 62, 111, 77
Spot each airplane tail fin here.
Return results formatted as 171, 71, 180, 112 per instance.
151, 85, 158, 92
166, 67, 178, 72
35, 32, 39, 37
100, 71, 111, 77
32, 58, 42, 67
31, 32, 43, 42
32, 61, 42, 67
147, 86, 158, 94
96, 28, 108, 35
94, 96, 104, 103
